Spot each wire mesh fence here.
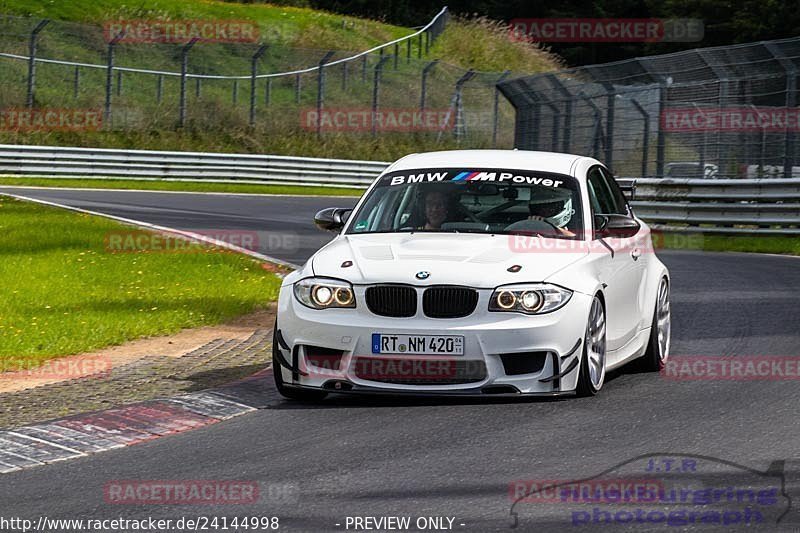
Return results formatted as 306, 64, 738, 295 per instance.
499, 37, 800, 178
0, 9, 519, 150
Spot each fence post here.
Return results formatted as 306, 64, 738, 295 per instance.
605, 89, 615, 165
453, 69, 477, 140
517, 80, 542, 150
764, 42, 797, 179
195, 78, 201, 98
655, 84, 666, 178
691, 103, 707, 175
545, 102, 561, 152
342, 62, 348, 91
546, 74, 572, 153
578, 92, 603, 158
156, 75, 163, 104
493, 70, 511, 148
249, 44, 268, 126
295, 73, 301, 104
265, 78, 272, 105
420, 59, 439, 112
371, 55, 393, 137
418, 33, 423, 59
26, 19, 49, 109
394, 43, 399, 70
698, 50, 732, 177
630, 97, 650, 177
178, 37, 198, 128
73, 66, 80, 99
104, 30, 125, 127
407, 39, 411, 64
116, 70, 123, 96
584, 68, 616, 165
316, 50, 336, 137
232, 80, 238, 104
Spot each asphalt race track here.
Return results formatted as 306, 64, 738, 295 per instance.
2, 187, 800, 531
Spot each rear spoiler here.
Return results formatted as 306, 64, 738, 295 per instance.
615, 178, 637, 202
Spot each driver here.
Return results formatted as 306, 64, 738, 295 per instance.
507, 187, 576, 237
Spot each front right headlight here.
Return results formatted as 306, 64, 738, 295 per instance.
489, 283, 572, 314
294, 277, 356, 310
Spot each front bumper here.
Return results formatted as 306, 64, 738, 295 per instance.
275, 285, 592, 395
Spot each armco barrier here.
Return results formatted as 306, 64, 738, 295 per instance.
1, 145, 798, 234
0, 144, 388, 188
630, 178, 800, 235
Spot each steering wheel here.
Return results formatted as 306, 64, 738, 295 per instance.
505, 217, 562, 237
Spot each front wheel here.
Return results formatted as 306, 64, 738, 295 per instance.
576, 296, 606, 397
272, 326, 328, 401
640, 277, 671, 372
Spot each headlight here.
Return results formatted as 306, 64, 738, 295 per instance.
294, 277, 356, 309
489, 283, 572, 314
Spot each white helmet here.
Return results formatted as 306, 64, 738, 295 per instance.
528, 186, 575, 228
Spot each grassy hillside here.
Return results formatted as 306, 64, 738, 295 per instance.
0, 0, 410, 50
0, 1, 561, 161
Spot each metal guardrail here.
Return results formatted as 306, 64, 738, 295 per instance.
1, 145, 799, 234
630, 178, 800, 235
0, 144, 389, 188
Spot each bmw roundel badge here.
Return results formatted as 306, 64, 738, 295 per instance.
415, 271, 431, 280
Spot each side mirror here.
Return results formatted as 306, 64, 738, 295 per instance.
314, 207, 351, 232
595, 214, 640, 239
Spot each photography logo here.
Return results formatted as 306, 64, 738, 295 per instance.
508, 453, 795, 529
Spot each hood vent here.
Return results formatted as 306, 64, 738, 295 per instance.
358, 246, 395, 261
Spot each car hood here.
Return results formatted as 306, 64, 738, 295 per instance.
310, 233, 587, 288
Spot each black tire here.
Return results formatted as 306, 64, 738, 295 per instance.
272, 326, 328, 401
639, 278, 670, 372
576, 296, 606, 397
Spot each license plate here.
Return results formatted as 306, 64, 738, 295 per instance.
371, 334, 464, 355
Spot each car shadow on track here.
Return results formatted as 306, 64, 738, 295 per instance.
203, 363, 639, 411
267, 368, 634, 410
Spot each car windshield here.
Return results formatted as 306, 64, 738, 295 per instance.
346, 167, 584, 239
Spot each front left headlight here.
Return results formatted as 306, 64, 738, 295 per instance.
489, 283, 572, 314
294, 277, 356, 309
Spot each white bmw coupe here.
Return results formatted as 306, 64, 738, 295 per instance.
273, 150, 670, 399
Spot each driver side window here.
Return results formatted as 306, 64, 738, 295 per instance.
587, 167, 617, 215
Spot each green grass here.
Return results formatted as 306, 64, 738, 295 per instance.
0, 0, 411, 50
0, 177, 365, 196
430, 16, 562, 73
0, 196, 282, 369
657, 231, 800, 255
